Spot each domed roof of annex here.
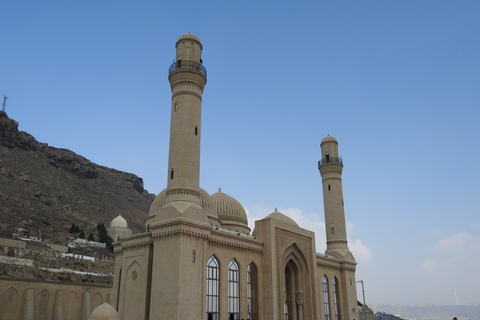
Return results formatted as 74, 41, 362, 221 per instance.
110, 214, 128, 229
265, 208, 299, 227
89, 302, 119, 320
321, 135, 337, 144
211, 188, 248, 226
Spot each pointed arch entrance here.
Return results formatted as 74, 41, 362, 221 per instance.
283, 259, 305, 320
280, 242, 312, 320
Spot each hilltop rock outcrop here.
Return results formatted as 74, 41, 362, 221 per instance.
0, 111, 154, 244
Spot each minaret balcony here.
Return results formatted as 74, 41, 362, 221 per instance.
169, 60, 207, 76
318, 157, 343, 166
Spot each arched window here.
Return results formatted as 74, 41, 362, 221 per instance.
174, 102, 178, 112
228, 260, 240, 320
247, 264, 258, 320
170, 168, 174, 179
333, 277, 341, 320
323, 276, 331, 320
206, 256, 219, 320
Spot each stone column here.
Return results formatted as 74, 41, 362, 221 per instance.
296, 291, 304, 320
81, 292, 91, 320
53, 290, 64, 320
22, 288, 34, 320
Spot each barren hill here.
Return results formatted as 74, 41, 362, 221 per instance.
0, 111, 155, 245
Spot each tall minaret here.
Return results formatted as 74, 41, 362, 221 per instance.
167, 33, 207, 189
318, 135, 355, 261
146, 33, 210, 228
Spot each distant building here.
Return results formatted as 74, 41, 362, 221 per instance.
107, 214, 132, 241
112, 33, 359, 320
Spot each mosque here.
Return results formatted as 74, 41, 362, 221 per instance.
110, 33, 359, 320
107, 214, 132, 242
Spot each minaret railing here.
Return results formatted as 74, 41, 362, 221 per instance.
169, 60, 207, 76
318, 157, 343, 166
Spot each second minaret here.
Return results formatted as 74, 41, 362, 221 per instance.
318, 135, 355, 261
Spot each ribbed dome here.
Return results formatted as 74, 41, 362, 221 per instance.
149, 188, 216, 216
89, 302, 119, 320
265, 209, 299, 227
211, 188, 249, 230
110, 214, 128, 228
321, 135, 337, 144
148, 187, 220, 227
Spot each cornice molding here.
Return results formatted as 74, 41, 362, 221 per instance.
319, 167, 343, 175
321, 176, 342, 182
152, 228, 209, 241
208, 237, 263, 253
171, 90, 203, 101
121, 239, 152, 252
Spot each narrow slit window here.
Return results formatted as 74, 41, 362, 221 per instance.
174, 102, 178, 112
170, 168, 174, 179
195, 125, 198, 136
333, 277, 341, 320
328, 184, 331, 191
247, 264, 258, 320
206, 256, 219, 320
323, 276, 331, 320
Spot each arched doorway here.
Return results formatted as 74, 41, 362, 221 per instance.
283, 259, 305, 320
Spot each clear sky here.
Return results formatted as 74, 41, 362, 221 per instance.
2, 1, 479, 306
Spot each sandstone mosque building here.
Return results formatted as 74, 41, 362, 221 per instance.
112, 33, 358, 320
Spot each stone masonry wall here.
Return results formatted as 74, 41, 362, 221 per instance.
0, 277, 112, 320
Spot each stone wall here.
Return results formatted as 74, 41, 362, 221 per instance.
0, 238, 27, 249
0, 277, 112, 320
0, 256, 33, 267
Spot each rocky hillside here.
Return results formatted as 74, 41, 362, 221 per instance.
0, 111, 155, 244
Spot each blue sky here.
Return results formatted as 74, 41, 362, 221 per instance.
2, 1, 479, 306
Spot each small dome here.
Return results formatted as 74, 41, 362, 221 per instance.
264, 209, 299, 227
177, 33, 202, 47
89, 303, 119, 320
321, 135, 337, 144
211, 188, 249, 231
110, 214, 127, 228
